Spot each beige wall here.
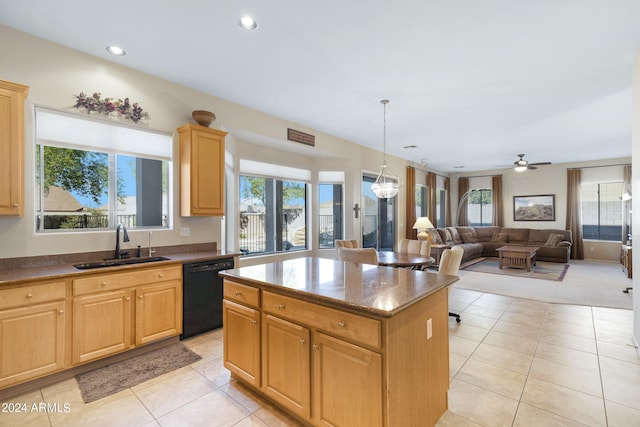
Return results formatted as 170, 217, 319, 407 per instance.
632, 49, 640, 354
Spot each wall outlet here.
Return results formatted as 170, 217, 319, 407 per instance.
426, 318, 433, 340
180, 227, 190, 237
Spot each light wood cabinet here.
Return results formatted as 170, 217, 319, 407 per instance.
262, 314, 311, 420
0, 80, 28, 217
223, 279, 450, 427
223, 280, 261, 387
72, 265, 182, 365
0, 280, 66, 388
178, 123, 227, 216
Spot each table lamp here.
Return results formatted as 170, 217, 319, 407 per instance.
413, 217, 435, 241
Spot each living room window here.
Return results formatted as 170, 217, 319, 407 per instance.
35, 108, 171, 232
415, 184, 427, 218
238, 160, 309, 256
468, 189, 493, 227
435, 188, 446, 228
581, 182, 624, 241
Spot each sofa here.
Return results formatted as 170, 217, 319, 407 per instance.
428, 226, 573, 264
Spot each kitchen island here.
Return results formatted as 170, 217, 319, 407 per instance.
220, 257, 458, 427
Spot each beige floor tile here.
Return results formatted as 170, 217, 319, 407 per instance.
0, 389, 49, 427
512, 402, 587, 427
232, 415, 270, 426
545, 308, 594, 327
191, 356, 232, 387
184, 336, 224, 362
219, 378, 268, 413
505, 301, 549, 318
435, 410, 483, 426
449, 322, 490, 342
463, 303, 508, 319
455, 358, 527, 400
592, 307, 633, 323
534, 341, 599, 372
157, 388, 250, 427
492, 319, 541, 340
450, 352, 468, 378
539, 330, 597, 353
447, 379, 519, 427
252, 403, 303, 426
595, 323, 635, 346
599, 356, 640, 410
543, 319, 595, 339
483, 330, 539, 356
476, 293, 516, 306
597, 340, 640, 365
132, 367, 217, 418
448, 334, 481, 358
521, 377, 607, 426
50, 389, 154, 427
452, 311, 498, 330
605, 400, 640, 427
529, 357, 602, 397
470, 343, 533, 375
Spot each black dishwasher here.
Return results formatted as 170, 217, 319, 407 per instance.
181, 258, 234, 339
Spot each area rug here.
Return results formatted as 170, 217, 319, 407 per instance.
76, 343, 201, 403
462, 258, 569, 282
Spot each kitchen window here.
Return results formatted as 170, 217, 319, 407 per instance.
239, 160, 309, 256
318, 171, 345, 249
34, 108, 171, 232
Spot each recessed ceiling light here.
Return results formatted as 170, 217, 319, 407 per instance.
402, 145, 418, 149
106, 46, 126, 56
239, 16, 258, 30
453, 165, 465, 169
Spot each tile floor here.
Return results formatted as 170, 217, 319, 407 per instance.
1, 289, 639, 426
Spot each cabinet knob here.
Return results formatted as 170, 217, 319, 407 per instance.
58, 310, 64, 314
12, 203, 19, 208
101, 282, 108, 286
235, 291, 241, 296
139, 295, 143, 299
338, 321, 346, 329
299, 338, 306, 344
251, 320, 257, 325
158, 273, 164, 278
26, 293, 33, 298
312, 345, 319, 351
126, 297, 130, 301
278, 304, 285, 310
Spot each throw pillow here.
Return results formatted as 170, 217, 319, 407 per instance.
427, 229, 442, 244
544, 234, 564, 247
491, 233, 508, 243
461, 233, 478, 243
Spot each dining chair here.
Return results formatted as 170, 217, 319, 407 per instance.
335, 239, 358, 248
398, 239, 432, 270
337, 247, 379, 265
438, 246, 464, 322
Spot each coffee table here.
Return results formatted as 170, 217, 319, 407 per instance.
496, 246, 539, 272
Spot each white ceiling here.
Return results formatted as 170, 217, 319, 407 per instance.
1, 1, 639, 172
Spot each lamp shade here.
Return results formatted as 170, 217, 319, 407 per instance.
412, 217, 435, 241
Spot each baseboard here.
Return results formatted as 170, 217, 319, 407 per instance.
0, 336, 180, 401
632, 334, 640, 360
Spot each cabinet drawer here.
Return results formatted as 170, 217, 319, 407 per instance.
224, 280, 260, 308
73, 265, 181, 296
0, 281, 66, 310
263, 291, 381, 350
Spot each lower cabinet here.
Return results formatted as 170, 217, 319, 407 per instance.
222, 299, 260, 387
72, 265, 182, 365
0, 280, 66, 388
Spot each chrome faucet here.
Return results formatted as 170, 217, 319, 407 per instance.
115, 224, 130, 259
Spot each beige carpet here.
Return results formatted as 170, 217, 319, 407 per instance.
462, 258, 569, 282
76, 343, 201, 403
453, 259, 633, 309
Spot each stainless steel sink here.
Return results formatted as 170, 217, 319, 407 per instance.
73, 256, 171, 270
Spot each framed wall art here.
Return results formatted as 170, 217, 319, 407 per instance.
513, 194, 555, 221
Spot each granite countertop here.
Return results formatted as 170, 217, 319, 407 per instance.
220, 257, 458, 318
0, 249, 240, 286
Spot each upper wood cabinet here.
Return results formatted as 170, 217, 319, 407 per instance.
178, 123, 227, 216
0, 80, 29, 217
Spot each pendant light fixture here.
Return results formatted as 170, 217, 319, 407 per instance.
371, 99, 399, 198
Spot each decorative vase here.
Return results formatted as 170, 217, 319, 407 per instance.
192, 110, 216, 127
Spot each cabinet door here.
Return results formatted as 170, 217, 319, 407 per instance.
313, 332, 382, 427
223, 300, 260, 387
262, 314, 311, 421
0, 80, 28, 217
72, 290, 132, 364
179, 124, 226, 216
0, 301, 65, 388
135, 280, 182, 346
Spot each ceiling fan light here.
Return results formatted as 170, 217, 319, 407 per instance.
514, 165, 527, 172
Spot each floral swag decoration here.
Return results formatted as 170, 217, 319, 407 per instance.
73, 92, 150, 123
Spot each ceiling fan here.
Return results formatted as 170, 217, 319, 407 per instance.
513, 154, 551, 172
